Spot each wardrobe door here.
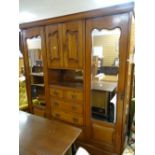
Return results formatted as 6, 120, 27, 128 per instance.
85, 13, 130, 154
46, 24, 63, 68
21, 27, 47, 114
62, 20, 85, 69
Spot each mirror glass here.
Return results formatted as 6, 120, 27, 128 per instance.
26, 37, 45, 106
91, 28, 121, 123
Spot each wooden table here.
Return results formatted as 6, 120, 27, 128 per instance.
19, 111, 81, 155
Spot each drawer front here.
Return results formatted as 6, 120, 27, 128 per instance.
64, 90, 83, 101
69, 115, 83, 126
51, 98, 83, 114
52, 109, 83, 126
33, 107, 45, 117
50, 88, 63, 98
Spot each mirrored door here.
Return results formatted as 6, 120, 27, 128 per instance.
22, 27, 47, 113
91, 28, 121, 123
26, 36, 46, 107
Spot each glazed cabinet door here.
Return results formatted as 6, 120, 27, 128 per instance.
21, 27, 47, 115
45, 24, 63, 68
62, 20, 84, 69
85, 13, 130, 154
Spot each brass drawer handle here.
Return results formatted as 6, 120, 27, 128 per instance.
55, 113, 60, 118
53, 91, 58, 96
54, 102, 59, 106
71, 94, 76, 99
73, 117, 79, 123
72, 106, 77, 110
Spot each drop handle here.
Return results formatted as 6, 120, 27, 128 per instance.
53, 91, 58, 96
119, 91, 125, 100
55, 113, 60, 118
72, 117, 78, 123
71, 94, 76, 99
72, 106, 77, 110
63, 44, 67, 51
54, 102, 59, 106
117, 91, 125, 100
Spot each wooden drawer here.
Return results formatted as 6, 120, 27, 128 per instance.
64, 89, 83, 101
52, 109, 83, 126
51, 98, 83, 114
50, 88, 63, 98
33, 106, 45, 117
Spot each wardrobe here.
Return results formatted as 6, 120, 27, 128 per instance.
20, 2, 134, 155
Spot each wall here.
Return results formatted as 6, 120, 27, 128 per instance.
93, 34, 120, 66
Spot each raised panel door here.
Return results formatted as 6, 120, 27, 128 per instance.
62, 20, 84, 69
46, 24, 63, 68
85, 13, 130, 154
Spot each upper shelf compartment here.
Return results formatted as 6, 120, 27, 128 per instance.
45, 20, 85, 69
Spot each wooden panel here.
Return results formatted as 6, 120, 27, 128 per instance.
64, 89, 83, 101
45, 24, 63, 68
50, 87, 63, 98
63, 20, 84, 69
51, 98, 83, 114
92, 123, 115, 145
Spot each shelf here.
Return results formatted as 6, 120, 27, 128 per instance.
30, 72, 44, 76
32, 98, 46, 106
31, 84, 45, 87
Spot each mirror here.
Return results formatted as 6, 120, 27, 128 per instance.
91, 28, 121, 123
27, 36, 42, 74
26, 36, 45, 106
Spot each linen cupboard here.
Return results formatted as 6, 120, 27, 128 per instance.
20, 2, 134, 155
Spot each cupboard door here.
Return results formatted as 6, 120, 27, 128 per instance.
63, 20, 84, 69
46, 24, 63, 68
21, 27, 47, 114
85, 13, 130, 154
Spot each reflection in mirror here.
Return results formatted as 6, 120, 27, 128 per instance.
27, 36, 42, 74
26, 36, 45, 106
91, 28, 121, 123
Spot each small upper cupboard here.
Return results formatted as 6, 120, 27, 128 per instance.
45, 20, 85, 69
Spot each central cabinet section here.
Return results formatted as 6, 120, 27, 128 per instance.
46, 19, 85, 127
46, 20, 84, 69
48, 69, 84, 127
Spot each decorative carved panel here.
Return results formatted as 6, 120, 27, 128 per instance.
48, 31, 60, 61
66, 30, 79, 62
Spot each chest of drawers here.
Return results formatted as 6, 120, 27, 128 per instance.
50, 85, 84, 126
